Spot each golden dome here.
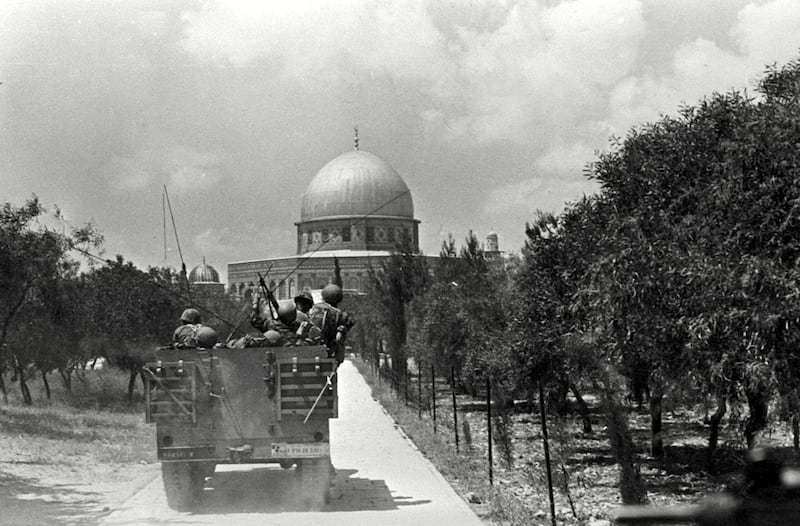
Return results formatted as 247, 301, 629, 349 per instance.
189, 260, 220, 283
300, 150, 414, 222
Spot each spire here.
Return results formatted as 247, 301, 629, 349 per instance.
354, 125, 359, 151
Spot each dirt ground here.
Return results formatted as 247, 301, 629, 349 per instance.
0, 454, 159, 526
452, 399, 800, 523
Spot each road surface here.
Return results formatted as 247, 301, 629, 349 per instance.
100, 359, 485, 526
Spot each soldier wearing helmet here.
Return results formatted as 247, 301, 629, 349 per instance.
309, 284, 354, 363
251, 297, 299, 346
173, 308, 204, 348
294, 309, 322, 345
293, 291, 314, 314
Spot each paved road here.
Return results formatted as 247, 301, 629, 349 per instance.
101, 359, 485, 526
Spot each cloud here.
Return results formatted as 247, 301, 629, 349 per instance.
103, 140, 225, 194
194, 222, 296, 282
178, 0, 646, 146
483, 173, 598, 222
178, 0, 800, 257
179, 0, 449, 85
734, 0, 800, 66
432, 0, 647, 144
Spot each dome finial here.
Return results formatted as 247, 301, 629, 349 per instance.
354, 125, 359, 151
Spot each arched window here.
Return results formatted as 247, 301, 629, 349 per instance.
347, 277, 359, 291
289, 279, 296, 297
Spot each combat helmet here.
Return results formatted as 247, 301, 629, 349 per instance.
264, 329, 282, 345
180, 308, 201, 324
276, 300, 297, 324
195, 326, 218, 348
321, 284, 343, 306
293, 290, 314, 312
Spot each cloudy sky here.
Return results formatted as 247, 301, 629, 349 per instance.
2, 0, 799, 283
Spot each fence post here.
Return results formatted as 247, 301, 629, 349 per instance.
418, 365, 422, 419
539, 381, 556, 526
432, 364, 437, 433
404, 367, 409, 406
487, 376, 493, 486
451, 366, 459, 453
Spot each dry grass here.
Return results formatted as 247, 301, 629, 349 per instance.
0, 366, 156, 481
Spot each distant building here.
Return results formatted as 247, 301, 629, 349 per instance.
484, 229, 504, 262
188, 258, 225, 300
228, 133, 436, 301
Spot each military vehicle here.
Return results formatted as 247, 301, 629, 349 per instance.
143, 344, 337, 510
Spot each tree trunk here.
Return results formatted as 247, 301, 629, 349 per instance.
570, 383, 592, 434
14, 359, 32, 405
552, 380, 570, 416
745, 388, 769, 449
793, 415, 799, 450
707, 394, 727, 471
0, 369, 7, 404
388, 300, 407, 378
602, 390, 646, 503
127, 369, 138, 404
59, 368, 73, 392
649, 393, 664, 459
41, 369, 51, 399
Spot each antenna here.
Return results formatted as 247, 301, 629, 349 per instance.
163, 192, 167, 263
163, 185, 192, 303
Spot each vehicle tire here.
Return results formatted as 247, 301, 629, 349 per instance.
299, 457, 331, 510
162, 462, 204, 511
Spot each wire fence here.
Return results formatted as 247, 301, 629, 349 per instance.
356, 348, 558, 525
361, 350, 496, 480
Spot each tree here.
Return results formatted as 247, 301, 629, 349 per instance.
586, 55, 800, 456
366, 234, 429, 377
0, 197, 99, 404
81, 257, 185, 402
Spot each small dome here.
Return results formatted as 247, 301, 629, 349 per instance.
486, 230, 499, 252
301, 150, 414, 222
189, 260, 220, 283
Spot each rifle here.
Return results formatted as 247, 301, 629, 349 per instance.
612, 449, 800, 525
257, 271, 280, 318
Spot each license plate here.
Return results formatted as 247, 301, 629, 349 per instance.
159, 446, 216, 460
271, 442, 329, 458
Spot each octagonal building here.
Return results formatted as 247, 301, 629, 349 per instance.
228, 141, 425, 301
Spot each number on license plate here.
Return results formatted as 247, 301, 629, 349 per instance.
271, 443, 328, 458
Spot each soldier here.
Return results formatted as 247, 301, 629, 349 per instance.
308, 284, 354, 364
293, 290, 314, 314
173, 308, 219, 349
173, 308, 202, 348
251, 298, 298, 346
294, 309, 322, 345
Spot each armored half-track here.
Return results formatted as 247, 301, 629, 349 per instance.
143, 345, 337, 510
